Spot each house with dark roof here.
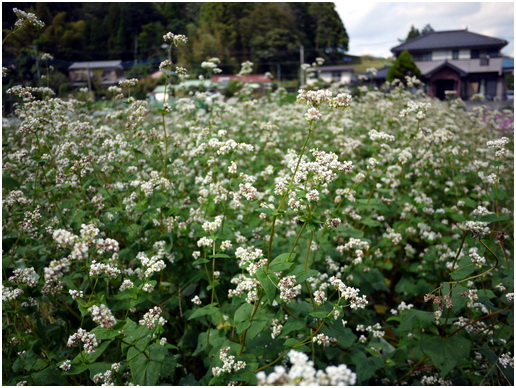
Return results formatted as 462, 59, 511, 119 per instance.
391, 29, 509, 100
68, 60, 125, 88
305, 65, 355, 86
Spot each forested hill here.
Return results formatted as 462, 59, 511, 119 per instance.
2, 2, 348, 76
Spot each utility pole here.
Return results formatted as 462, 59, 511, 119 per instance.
86, 62, 92, 91
300, 45, 305, 87
32, 45, 41, 80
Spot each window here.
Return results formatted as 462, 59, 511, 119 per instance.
480, 54, 490, 66
452, 50, 459, 60
331, 71, 341, 82
471, 49, 479, 59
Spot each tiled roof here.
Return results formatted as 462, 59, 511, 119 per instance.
392, 30, 508, 53
68, 60, 123, 70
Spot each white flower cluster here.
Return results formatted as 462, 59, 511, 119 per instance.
278, 276, 302, 302
4, 190, 32, 207
89, 260, 121, 278
163, 32, 188, 46
69, 289, 83, 300
368, 129, 395, 142
463, 221, 490, 238
239, 182, 259, 201
191, 295, 202, 305
420, 374, 452, 386
67, 328, 99, 353
212, 346, 246, 376
118, 78, 138, 88
329, 277, 368, 309
139, 306, 166, 330
136, 250, 167, 277
202, 215, 224, 234
53, 229, 79, 248
201, 58, 222, 74
486, 137, 510, 158
307, 148, 354, 185
399, 101, 430, 120
238, 61, 254, 76
119, 279, 134, 291
89, 304, 117, 329
228, 274, 260, 303
92, 363, 121, 386
8, 267, 38, 287
13, 8, 45, 29
313, 333, 337, 347
270, 318, 284, 339
256, 350, 356, 386
468, 247, 486, 268
304, 107, 321, 122
471, 205, 493, 217
2, 285, 24, 302
235, 246, 264, 268
59, 359, 72, 371
96, 238, 120, 254
197, 236, 214, 248
383, 228, 402, 245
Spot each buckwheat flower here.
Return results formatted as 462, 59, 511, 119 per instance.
159, 337, 168, 346
8, 267, 38, 287
464, 221, 490, 238
69, 289, 83, 300
485, 173, 499, 185
313, 333, 337, 347
220, 240, 232, 251
67, 329, 99, 354
201, 61, 217, 70
202, 215, 224, 234
270, 319, 283, 339
119, 78, 138, 88
197, 236, 213, 248
53, 229, 78, 247
59, 360, 72, 371
2, 286, 24, 302
191, 295, 202, 305
239, 183, 258, 201
119, 279, 134, 291
212, 347, 247, 376
142, 283, 154, 293
314, 290, 327, 305
499, 353, 514, 368
228, 161, 237, 174
139, 306, 166, 330
306, 189, 320, 202
13, 8, 45, 29
278, 276, 302, 302
506, 293, 514, 303
305, 107, 321, 122
89, 304, 117, 329
329, 93, 352, 108
159, 60, 173, 71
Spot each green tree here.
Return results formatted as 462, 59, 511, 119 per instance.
386, 50, 421, 83
405, 25, 420, 41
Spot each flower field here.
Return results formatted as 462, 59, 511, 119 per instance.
2, 32, 515, 386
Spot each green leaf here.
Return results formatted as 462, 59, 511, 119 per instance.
478, 214, 510, 223
31, 366, 68, 385
73, 340, 113, 365
269, 253, 295, 272
450, 256, 476, 281
361, 217, 382, 227
192, 258, 210, 266
309, 311, 328, 319
255, 207, 279, 216
3, 174, 20, 189
349, 350, 384, 384
129, 343, 169, 386
91, 323, 124, 340
234, 303, 254, 323
421, 334, 472, 377
256, 267, 278, 304
188, 305, 219, 320
210, 253, 231, 259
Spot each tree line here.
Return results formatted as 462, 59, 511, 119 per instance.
2, 2, 349, 82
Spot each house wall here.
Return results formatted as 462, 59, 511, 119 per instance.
432, 49, 471, 60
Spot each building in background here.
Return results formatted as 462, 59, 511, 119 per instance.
68, 60, 125, 89
391, 29, 508, 100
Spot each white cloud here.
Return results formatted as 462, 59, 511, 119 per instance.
335, 1, 514, 57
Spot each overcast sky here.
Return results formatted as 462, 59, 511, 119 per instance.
334, 1, 514, 58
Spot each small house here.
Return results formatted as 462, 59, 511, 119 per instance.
391, 29, 509, 100
305, 65, 354, 86
68, 60, 125, 88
